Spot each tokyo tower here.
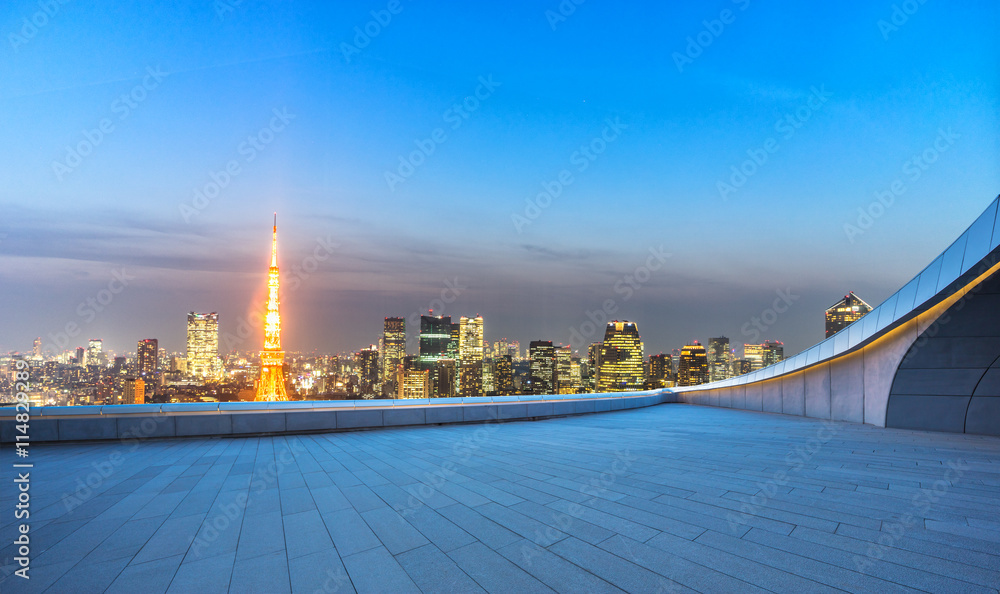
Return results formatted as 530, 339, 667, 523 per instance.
255, 213, 289, 401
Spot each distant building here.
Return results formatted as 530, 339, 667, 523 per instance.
123, 377, 144, 405
647, 353, 673, 388
186, 312, 220, 380
556, 345, 575, 394
458, 316, 484, 396
381, 317, 405, 390
707, 336, 732, 383
418, 313, 452, 396
75, 346, 85, 366
597, 321, 644, 392
678, 342, 709, 386
732, 358, 753, 376
137, 338, 158, 382
825, 292, 872, 338
397, 368, 430, 399
495, 355, 514, 395
529, 340, 556, 395
762, 341, 784, 367
32, 337, 42, 360
87, 339, 108, 367
357, 346, 380, 396
743, 343, 764, 371
435, 359, 457, 398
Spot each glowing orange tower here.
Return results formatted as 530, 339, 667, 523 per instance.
255, 213, 289, 401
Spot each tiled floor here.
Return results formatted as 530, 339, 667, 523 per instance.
2, 404, 1000, 593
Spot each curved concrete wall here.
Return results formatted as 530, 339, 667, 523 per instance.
887, 269, 1000, 435
0, 390, 673, 444
672, 195, 1000, 436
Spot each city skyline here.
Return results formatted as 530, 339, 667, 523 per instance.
2, 2, 998, 360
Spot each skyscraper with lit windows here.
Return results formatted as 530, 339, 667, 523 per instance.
381, 317, 405, 389
187, 313, 221, 380
678, 342, 709, 386
825, 292, 872, 338
597, 321, 644, 392
458, 315, 484, 397
529, 340, 555, 395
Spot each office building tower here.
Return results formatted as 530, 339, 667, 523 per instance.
397, 368, 430, 399
137, 339, 158, 378
597, 321, 644, 392
458, 316, 484, 397
529, 340, 556, 395
75, 346, 86, 366
381, 317, 405, 389
556, 345, 574, 394
732, 358, 753, 376
678, 342, 709, 386
707, 336, 732, 383
647, 353, 673, 388
482, 358, 496, 394
187, 312, 220, 381
435, 359, 456, 398
743, 343, 764, 371
357, 346, 380, 396
123, 377, 144, 405
87, 339, 108, 367
762, 341, 785, 367
32, 337, 42, 359
418, 313, 453, 396
825, 292, 872, 338
494, 355, 514, 395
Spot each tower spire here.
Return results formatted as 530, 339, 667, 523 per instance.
256, 212, 288, 401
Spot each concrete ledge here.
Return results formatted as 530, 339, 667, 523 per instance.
384, 408, 426, 426
337, 409, 383, 429
58, 418, 117, 441
463, 405, 498, 422
176, 414, 232, 437
286, 411, 337, 432
232, 412, 286, 434
426, 406, 464, 424
0, 391, 672, 442
117, 416, 175, 440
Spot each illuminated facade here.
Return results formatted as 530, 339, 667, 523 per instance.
762, 340, 784, 367
556, 345, 575, 394
418, 313, 453, 397
123, 377, 144, 405
397, 368, 430, 399
597, 321, 644, 392
137, 339, 158, 377
186, 313, 220, 380
87, 339, 107, 367
647, 353, 673, 388
825, 292, 872, 338
494, 355, 514, 395
458, 316, 484, 396
254, 215, 289, 401
357, 346, 380, 396
381, 317, 405, 388
678, 342, 709, 386
529, 340, 555, 395
743, 343, 764, 371
707, 336, 732, 382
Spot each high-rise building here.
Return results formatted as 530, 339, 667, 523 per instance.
556, 345, 575, 394
762, 341, 785, 367
825, 292, 872, 338
458, 316, 484, 397
254, 215, 289, 401
588, 342, 602, 390
647, 353, 673, 388
32, 337, 42, 360
418, 313, 453, 397
75, 346, 86, 366
707, 336, 732, 383
381, 317, 405, 389
357, 345, 380, 396
494, 355, 514, 395
597, 321, 644, 392
87, 339, 107, 367
187, 312, 220, 380
397, 368, 430, 399
123, 377, 145, 405
732, 358, 753, 376
435, 359, 456, 398
678, 342, 709, 386
743, 343, 764, 371
529, 340, 555, 395
137, 339, 158, 378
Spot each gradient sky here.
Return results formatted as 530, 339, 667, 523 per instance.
1, 0, 998, 359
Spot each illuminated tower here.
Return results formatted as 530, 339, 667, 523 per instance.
255, 214, 289, 401
597, 321, 644, 392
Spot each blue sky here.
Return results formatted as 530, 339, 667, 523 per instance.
1, 0, 998, 358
